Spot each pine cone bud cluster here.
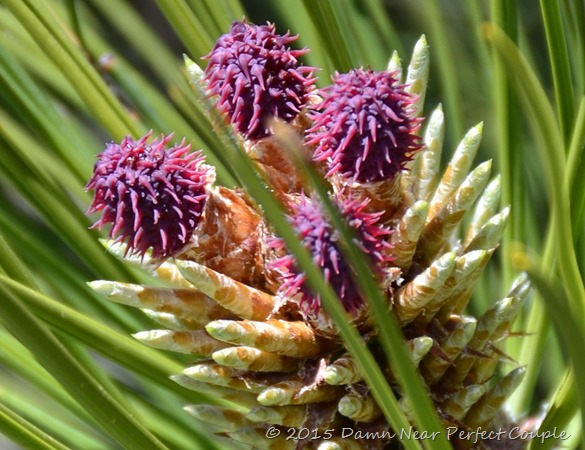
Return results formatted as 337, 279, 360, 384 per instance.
86, 20, 537, 450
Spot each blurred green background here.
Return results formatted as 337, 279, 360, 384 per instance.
0, 1, 584, 449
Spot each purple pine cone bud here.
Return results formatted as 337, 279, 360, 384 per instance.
270, 195, 392, 315
85, 132, 212, 259
306, 68, 423, 183
203, 20, 316, 140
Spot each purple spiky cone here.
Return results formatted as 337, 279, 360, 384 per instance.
270, 195, 392, 316
85, 132, 212, 259
203, 20, 316, 140
307, 68, 423, 183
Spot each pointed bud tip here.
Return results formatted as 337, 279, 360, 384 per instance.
205, 320, 240, 340
185, 55, 204, 80
86, 280, 113, 295
437, 251, 457, 267
170, 374, 186, 385
246, 407, 277, 423
183, 404, 205, 417
131, 330, 150, 341
338, 395, 360, 415
413, 336, 434, 352
387, 51, 402, 73
257, 388, 287, 405
412, 34, 430, 58
324, 365, 351, 385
